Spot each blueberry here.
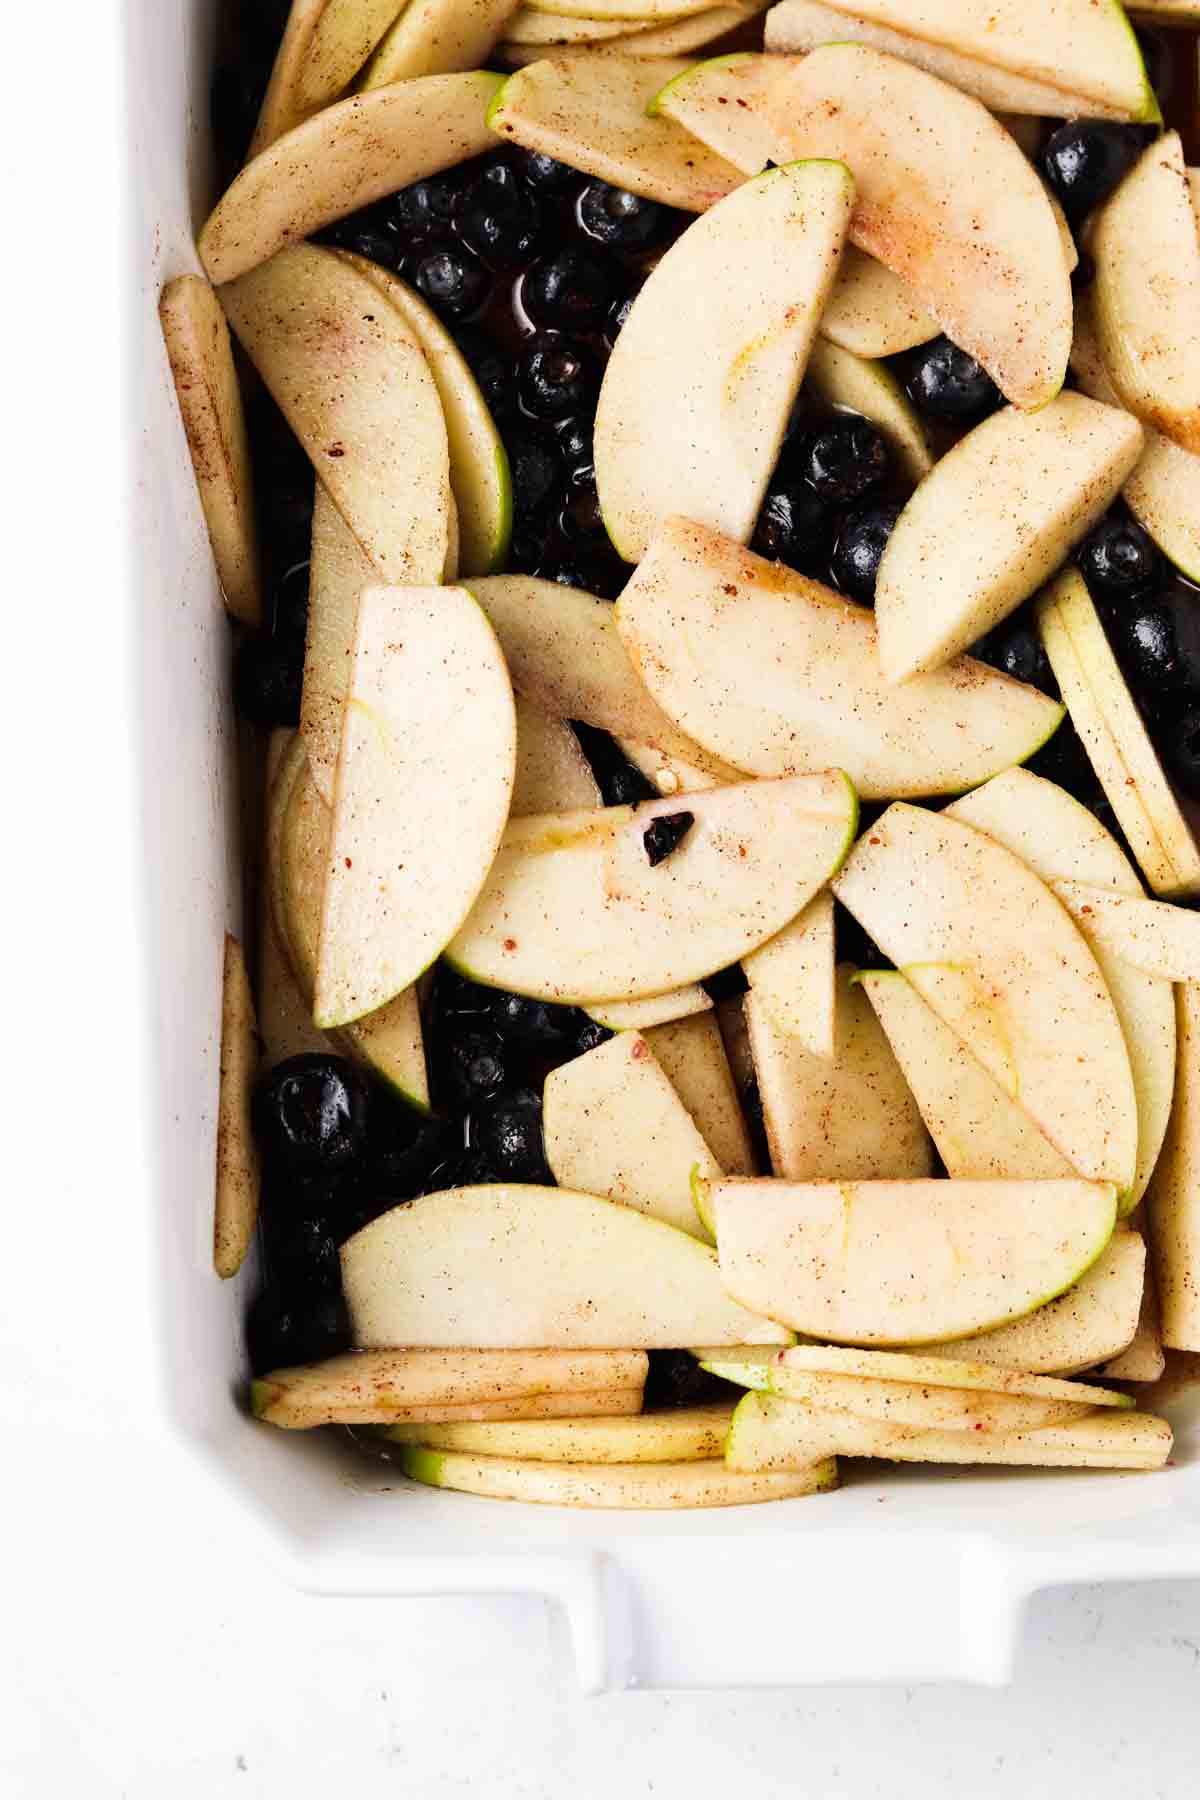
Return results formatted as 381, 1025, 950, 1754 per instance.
518, 336, 597, 422
263, 1214, 342, 1295
578, 180, 667, 253
604, 290, 637, 349
572, 723, 658, 805
643, 810, 695, 866
1039, 121, 1154, 227
1163, 707, 1200, 800
643, 1350, 739, 1411
830, 500, 901, 603
508, 512, 552, 575
975, 615, 1056, 694
364, 1099, 452, 1197
904, 337, 1001, 422
253, 1054, 371, 1173
516, 148, 580, 194
440, 1026, 509, 1108
702, 963, 749, 1003
469, 1086, 552, 1183
538, 551, 626, 599
416, 1145, 493, 1196
233, 632, 304, 726
1078, 513, 1161, 601
558, 479, 605, 545
381, 172, 461, 241
245, 1282, 352, 1376
318, 216, 404, 270
490, 991, 573, 1050
751, 475, 832, 566
521, 247, 620, 334
800, 416, 890, 504
413, 240, 492, 323
1112, 602, 1183, 690
457, 161, 543, 271
572, 1014, 612, 1056
435, 966, 497, 1018
270, 559, 310, 647
453, 327, 513, 420
559, 417, 594, 485
506, 427, 562, 519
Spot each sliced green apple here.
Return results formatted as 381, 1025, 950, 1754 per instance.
803, 337, 933, 483
400, 1443, 837, 1505
595, 160, 852, 562
947, 765, 1176, 1208
258, 900, 335, 1067
543, 1032, 722, 1238
744, 973, 932, 1181
219, 245, 451, 581
832, 801, 1140, 1190
159, 276, 261, 626
505, 10, 652, 44
742, 888, 835, 1054
301, 484, 376, 807
766, 1368, 1091, 1433
1050, 881, 1200, 983
315, 584, 515, 1026
586, 989, 713, 1030
359, 0, 521, 84
249, 0, 328, 154
1092, 131, 1200, 455
1037, 569, 1200, 898
614, 738, 728, 797
770, 1341, 1136, 1403
602, 6, 763, 53
1099, 1264, 1165, 1382
1147, 981, 1200, 1349
716, 993, 753, 1093
213, 934, 261, 1280
341, 1184, 794, 1346
383, 1402, 734, 1461
769, 45, 1072, 407
643, 1012, 757, 1175
511, 701, 601, 815
447, 770, 857, 1003
819, 245, 938, 359
486, 55, 744, 210
875, 394, 1142, 681
857, 970, 1075, 1181
647, 52, 795, 175
614, 518, 1065, 798
713, 1176, 1117, 1344
288, 0, 407, 120
201, 72, 503, 283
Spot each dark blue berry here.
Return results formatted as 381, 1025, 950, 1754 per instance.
319, 216, 405, 270
490, 992, 573, 1050
559, 417, 594, 484
453, 327, 513, 420
830, 500, 901, 603
234, 632, 303, 726
643, 810, 694, 866
506, 427, 562, 518
435, 967, 497, 1018
518, 336, 597, 422
382, 172, 461, 240
264, 1213, 342, 1295
521, 247, 620, 334
1039, 121, 1155, 227
254, 1054, 371, 1173
905, 337, 1000, 421
975, 615, 1056, 694
800, 417, 890, 503
572, 1014, 612, 1055
413, 240, 492, 323
702, 963, 748, 1003
457, 161, 543, 271
1078, 513, 1161, 600
1113, 602, 1183, 690
517, 149, 579, 194
539, 551, 625, 599
752, 475, 831, 566
1164, 707, 1200, 799
643, 1351, 738, 1410
469, 1086, 551, 1183
441, 1026, 509, 1108
578, 180, 667, 253
246, 1282, 352, 1376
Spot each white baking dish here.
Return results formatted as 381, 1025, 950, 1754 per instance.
102, 0, 1200, 1689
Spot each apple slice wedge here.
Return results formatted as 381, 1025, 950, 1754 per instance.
765, 1343, 1135, 1404
504, 10, 644, 46
832, 801, 1140, 1192
595, 160, 852, 562
543, 1032, 723, 1238
1037, 569, 1200, 899
1099, 1265, 1165, 1382
315, 584, 516, 1026
383, 1402, 734, 1461
1147, 982, 1200, 1349
745, 974, 933, 1181
249, 0, 329, 154
300, 484, 376, 807
512, 701, 601, 815
219, 245, 451, 582
803, 338, 933, 483
615, 518, 1065, 799
447, 770, 858, 1004
875, 394, 1142, 681
341, 1184, 794, 1346
742, 888, 834, 1053
712, 1177, 1117, 1345
765, 1369, 1091, 1433
643, 1013, 756, 1175
947, 766, 1176, 1208
647, 52, 796, 175
1050, 882, 1200, 983
359, 0, 521, 84
286, 0, 409, 122
769, 45, 1072, 408
258, 900, 335, 1067
600, 7, 762, 54
486, 56, 744, 210
201, 72, 503, 283
213, 934, 261, 1280
159, 276, 261, 626
1092, 132, 1200, 455
399, 1445, 836, 1506
819, 246, 938, 359
762, 0, 1154, 120
586, 989, 712, 1030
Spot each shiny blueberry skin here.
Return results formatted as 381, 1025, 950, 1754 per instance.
470, 1086, 552, 1183
604, 290, 637, 349
521, 247, 621, 334
539, 551, 626, 599
559, 482, 605, 544
643, 811, 695, 866
800, 417, 890, 504
975, 614, 1056, 694
1113, 602, 1184, 690
572, 1015, 612, 1056
1164, 708, 1200, 799
559, 416, 594, 484
506, 427, 562, 518
440, 1026, 509, 1109
578, 180, 667, 253
1039, 121, 1155, 226
904, 337, 1001, 422
517, 148, 580, 194
752, 476, 831, 567
253, 1054, 372, 1173
1078, 513, 1161, 601
412, 240, 492, 323
245, 1282, 352, 1376
490, 992, 573, 1050
830, 501, 902, 603
453, 327, 513, 420
382, 172, 461, 240
233, 632, 304, 727
518, 337, 597, 422
319, 216, 405, 270
457, 161, 543, 271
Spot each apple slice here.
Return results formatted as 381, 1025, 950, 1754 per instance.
486, 55, 743, 210
771, 1342, 1135, 1404
359, 0, 521, 84
400, 1444, 837, 1505
467, 572, 739, 780
301, 484, 376, 806
1092, 132, 1200, 455
315, 584, 515, 1026
258, 901, 335, 1067
251, 1346, 648, 1428
505, 10, 652, 45
819, 246, 938, 359
1147, 982, 1200, 1349
643, 1013, 756, 1175
922, 1230, 1147, 1372
219, 246, 451, 582
601, 7, 762, 54
832, 801, 1140, 1191
762, 0, 1153, 120
1050, 882, 1200, 983
615, 738, 726, 798
587, 989, 712, 1030
249, 0, 328, 153
1038, 570, 1200, 899
766, 1369, 1091, 1433
875, 394, 1142, 681
857, 971, 1075, 1181
543, 1032, 722, 1238
803, 338, 933, 483
744, 974, 933, 1181
385, 1401, 735, 1461
213, 935, 261, 1280
159, 276, 261, 626
341, 1184, 794, 1346
615, 518, 1064, 799
726, 1391, 1171, 1472
594, 160, 851, 562
286, 0, 408, 122
713, 1177, 1117, 1344
201, 72, 503, 283
647, 53, 795, 175
376, 1390, 645, 1424
1100, 1264, 1165, 1382
742, 888, 834, 1053
769, 45, 1072, 408
447, 770, 857, 1003
512, 702, 600, 815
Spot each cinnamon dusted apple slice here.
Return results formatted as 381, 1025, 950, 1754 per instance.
511, 701, 601, 815
594, 159, 853, 561
803, 338, 933, 483
301, 485, 375, 807
504, 9, 643, 45
1147, 981, 1200, 1349
213, 935, 261, 1280
383, 1402, 735, 1461
586, 989, 712, 1030
643, 1012, 756, 1175
286, 0, 409, 122
647, 53, 796, 174
358, 0, 520, 85
400, 1446, 837, 1506
765, 1371, 1092, 1434
599, 7, 763, 54
1049, 882, 1200, 984
201, 72, 503, 282
1099, 1265, 1166, 1383
819, 246, 938, 359
249, 0, 328, 154
741, 889, 834, 1054
769, 45, 1072, 407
